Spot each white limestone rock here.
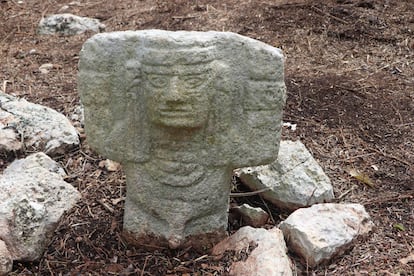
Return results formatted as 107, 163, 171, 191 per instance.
279, 203, 374, 267
231, 204, 269, 227
0, 153, 81, 261
38, 13, 105, 36
0, 240, 12, 276
236, 140, 334, 211
212, 226, 293, 276
0, 107, 23, 152
0, 92, 79, 155
0, 128, 22, 152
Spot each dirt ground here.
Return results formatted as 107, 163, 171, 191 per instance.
1, 0, 413, 275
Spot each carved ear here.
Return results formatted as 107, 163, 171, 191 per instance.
212, 61, 231, 92
223, 36, 286, 168
78, 34, 149, 163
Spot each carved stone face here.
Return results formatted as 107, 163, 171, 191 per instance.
144, 65, 211, 129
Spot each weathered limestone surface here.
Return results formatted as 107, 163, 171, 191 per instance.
236, 140, 334, 210
38, 13, 105, 35
0, 153, 81, 261
279, 203, 374, 267
0, 240, 12, 276
0, 92, 80, 155
231, 204, 269, 227
212, 226, 293, 276
79, 30, 286, 248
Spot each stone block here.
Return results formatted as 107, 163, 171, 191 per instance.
279, 203, 374, 267
236, 140, 334, 210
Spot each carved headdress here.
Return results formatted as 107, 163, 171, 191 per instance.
78, 30, 286, 167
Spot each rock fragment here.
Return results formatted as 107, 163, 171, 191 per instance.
0, 153, 81, 261
236, 140, 334, 210
0, 92, 79, 155
38, 13, 105, 36
0, 240, 12, 276
279, 203, 374, 267
212, 226, 293, 276
231, 204, 269, 227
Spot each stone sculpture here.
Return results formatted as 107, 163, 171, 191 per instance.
78, 30, 286, 249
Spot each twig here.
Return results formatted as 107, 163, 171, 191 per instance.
370, 147, 412, 167
259, 194, 275, 224
363, 192, 414, 206
180, 254, 209, 265
230, 187, 271, 197
46, 259, 54, 276
339, 152, 376, 161
140, 255, 150, 276
71, 222, 90, 227
97, 199, 114, 214
311, 6, 349, 24
336, 185, 358, 201
79, 150, 100, 161
0, 30, 15, 45
172, 15, 199, 20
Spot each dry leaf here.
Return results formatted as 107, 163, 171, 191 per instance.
400, 253, 414, 265
99, 159, 121, 172
349, 168, 375, 188
393, 223, 405, 231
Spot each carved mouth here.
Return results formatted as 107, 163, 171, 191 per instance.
159, 109, 193, 117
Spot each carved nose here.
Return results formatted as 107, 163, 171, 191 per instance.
165, 77, 184, 102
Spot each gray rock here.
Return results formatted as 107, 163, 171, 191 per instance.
212, 226, 293, 276
0, 128, 22, 152
70, 104, 84, 127
38, 13, 105, 36
279, 203, 374, 267
78, 30, 286, 248
0, 107, 23, 152
0, 153, 81, 261
0, 92, 79, 155
231, 204, 269, 227
0, 240, 12, 276
236, 140, 334, 210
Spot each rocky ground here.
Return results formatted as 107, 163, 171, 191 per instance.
1, 0, 413, 275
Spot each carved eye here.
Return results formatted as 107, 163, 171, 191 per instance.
146, 74, 169, 88
181, 75, 206, 89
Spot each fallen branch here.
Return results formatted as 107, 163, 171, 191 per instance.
230, 187, 271, 197
370, 147, 412, 167
311, 5, 349, 24
97, 199, 114, 214
363, 192, 414, 206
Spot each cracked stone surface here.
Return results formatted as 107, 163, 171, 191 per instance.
0, 152, 81, 261
279, 203, 374, 267
212, 226, 293, 276
38, 13, 105, 36
0, 92, 80, 155
236, 140, 335, 211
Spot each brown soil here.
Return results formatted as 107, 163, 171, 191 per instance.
1, 0, 413, 275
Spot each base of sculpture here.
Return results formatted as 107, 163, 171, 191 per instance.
122, 229, 228, 252
123, 163, 231, 249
